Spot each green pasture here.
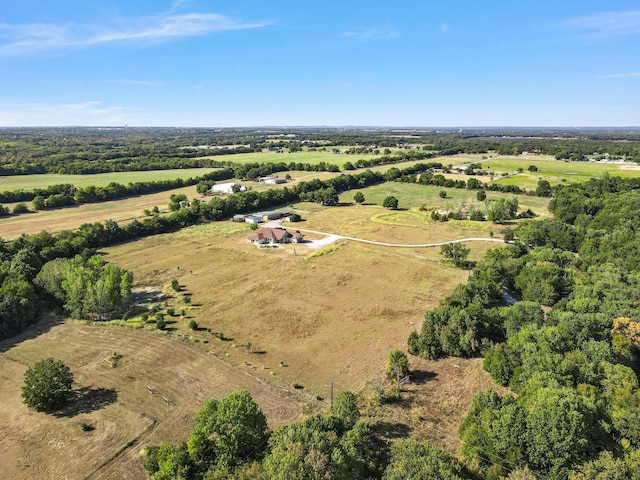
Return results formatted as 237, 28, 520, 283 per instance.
203, 150, 383, 168
339, 182, 551, 216
481, 155, 640, 187
0, 168, 221, 191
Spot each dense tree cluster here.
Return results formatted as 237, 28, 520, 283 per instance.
409, 176, 640, 478
143, 388, 482, 480
36, 255, 133, 320
144, 389, 392, 480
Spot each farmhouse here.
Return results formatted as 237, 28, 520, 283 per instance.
209, 182, 246, 195
247, 227, 304, 245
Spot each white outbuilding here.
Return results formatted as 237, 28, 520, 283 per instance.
209, 182, 246, 195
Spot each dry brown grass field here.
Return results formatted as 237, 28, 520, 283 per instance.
362, 356, 510, 454
103, 204, 497, 399
1, 196, 511, 479
0, 321, 301, 480
0, 185, 198, 241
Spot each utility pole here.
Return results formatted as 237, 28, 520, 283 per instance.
330, 379, 334, 411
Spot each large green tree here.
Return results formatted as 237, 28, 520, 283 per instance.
440, 242, 470, 268
22, 358, 74, 412
187, 389, 268, 470
387, 349, 409, 381
487, 197, 518, 223
263, 415, 380, 480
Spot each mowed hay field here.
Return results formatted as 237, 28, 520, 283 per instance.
104, 204, 495, 397
0, 185, 197, 240
0, 168, 221, 191
0, 322, 301, 480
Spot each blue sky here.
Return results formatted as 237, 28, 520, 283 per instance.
1, 1, 639, 127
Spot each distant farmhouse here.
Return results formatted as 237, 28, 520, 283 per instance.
257, 176, 287, 185
247, 227, 304, 245
209, 182, 246, 195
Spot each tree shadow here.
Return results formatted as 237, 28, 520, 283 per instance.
410, 370, 438, 385
371, 420, 412, 440
55, 387, 118, 418
0, 315, 61, 354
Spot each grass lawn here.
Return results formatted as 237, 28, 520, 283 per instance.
0, 168, 221, 191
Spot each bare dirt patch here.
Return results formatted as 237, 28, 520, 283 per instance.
0, 322, 300, 480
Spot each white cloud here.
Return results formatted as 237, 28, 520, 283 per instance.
598, 72, 640, 79
561, 10, 640, 39
0, 10, 270, 56
341, 27, 398, 41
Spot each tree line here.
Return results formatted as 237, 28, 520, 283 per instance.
142, 388, 477, 480
3, 127, 638, 177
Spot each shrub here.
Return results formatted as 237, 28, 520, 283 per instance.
383, 196, 399, 209
80, 422, 94, 432
12, 202, 30, 214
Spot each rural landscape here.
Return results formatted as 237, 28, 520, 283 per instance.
3, 1, 640, 478
2, 126, 640, 479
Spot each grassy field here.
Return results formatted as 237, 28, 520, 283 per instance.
0, 321, 301, 480
103, 203, 496, 393
0, 185, 197, 240
203, 150, 373, 167
479, 155, 640, 189
0, 172, 552, 241
0, 168, 221, 191
339, 182, 552, 220
0, 200, 511, 477
363, 355, 509, 453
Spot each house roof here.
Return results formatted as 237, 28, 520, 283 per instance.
247, 227, 303, 242
248, 228, 291, 242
